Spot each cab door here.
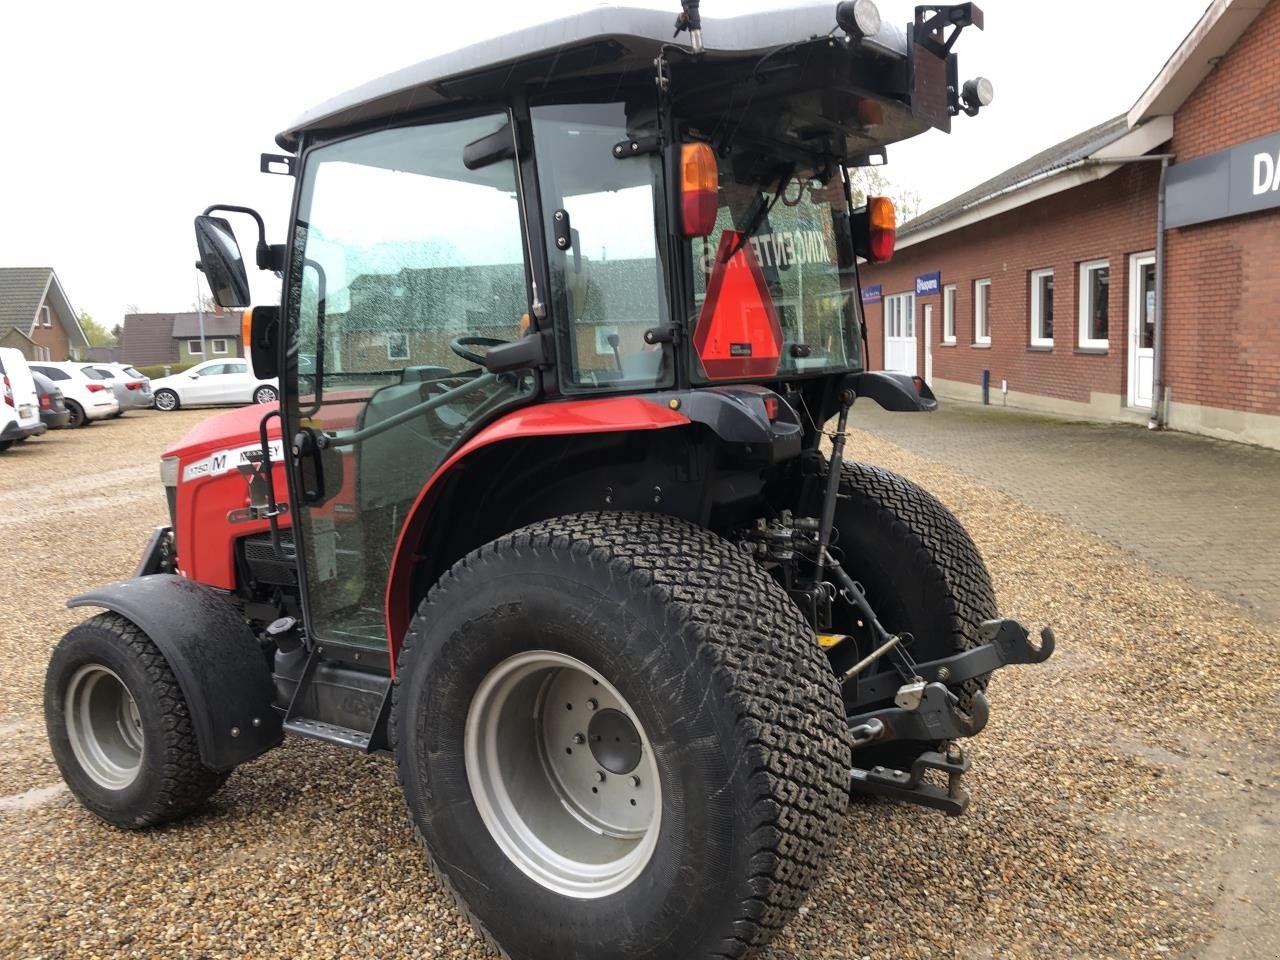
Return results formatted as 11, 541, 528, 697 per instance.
282, 111, 537, 652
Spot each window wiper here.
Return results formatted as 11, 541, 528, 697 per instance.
729, 162, 796, 259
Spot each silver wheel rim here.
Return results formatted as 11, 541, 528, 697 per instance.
254, 387, 276, 404
65, 664, 143, 790
465, 651, 661, 899
155, 392, 176, 411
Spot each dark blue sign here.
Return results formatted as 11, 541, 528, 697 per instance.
861, 284, 882, 303
915, 271, 941, 296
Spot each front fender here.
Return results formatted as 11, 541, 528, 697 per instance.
69, 574, 281, 771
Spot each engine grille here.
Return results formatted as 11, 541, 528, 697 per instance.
239, 531, 298, 588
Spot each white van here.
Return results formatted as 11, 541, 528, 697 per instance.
0, 347, 44, 450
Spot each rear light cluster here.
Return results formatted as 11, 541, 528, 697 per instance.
39, 394, 51, 410
679, 142, 718, 238
865, 196, 896, 263
2, 375, 12, 408
126, 381, 143, 390
86, 382, 107, 393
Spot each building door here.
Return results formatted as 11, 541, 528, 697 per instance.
1128, 253, 1156, 408
922, 302, 933, 384
883, 292, 916, 375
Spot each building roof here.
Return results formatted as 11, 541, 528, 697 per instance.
0, 267, 89, 351
1129, 0, 1270, 125
170, 311, 242, 338
0, 268, 52, 335
276, 4, 912, 149
896, 113, 1172, 248
902, 115, 1131, 238
119, 311, 242, 365
119, 313, 179, 365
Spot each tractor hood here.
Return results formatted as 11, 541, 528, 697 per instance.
164, 404, 281, 462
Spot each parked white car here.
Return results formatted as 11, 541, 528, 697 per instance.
89, 363, 154, 413
150, 358, 278, 411
0, 347, 44, 449
28, 361, 121, 427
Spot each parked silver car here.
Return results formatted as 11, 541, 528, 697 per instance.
88, 364, 154, 414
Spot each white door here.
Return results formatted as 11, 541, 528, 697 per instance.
1128, 253, 1156, 408
883, 293, 917, 375
922, 303, 933, 384
182, 363, 224, 404
218, 361, 253, 402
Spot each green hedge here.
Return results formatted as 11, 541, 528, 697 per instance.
133, 361, 200, 380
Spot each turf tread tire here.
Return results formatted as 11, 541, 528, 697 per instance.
391, 512, 851, 960
45, 612, 228, 828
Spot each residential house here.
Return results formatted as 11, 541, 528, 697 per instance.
0, 267, 90, 361
119, 310, 244, 365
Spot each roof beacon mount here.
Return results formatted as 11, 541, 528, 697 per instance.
674, 0, 704, 53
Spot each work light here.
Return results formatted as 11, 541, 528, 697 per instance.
836, 0, 881, 39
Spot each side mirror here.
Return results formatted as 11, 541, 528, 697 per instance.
243, 306, 280, 380
194, 216, 251, 308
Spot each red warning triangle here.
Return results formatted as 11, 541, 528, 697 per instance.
692, 230, 784, 380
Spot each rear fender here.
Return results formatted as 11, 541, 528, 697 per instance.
384, 397, 691, 660
69, 574, 281, 771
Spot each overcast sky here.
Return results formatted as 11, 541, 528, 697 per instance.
0, 0, 1210, 327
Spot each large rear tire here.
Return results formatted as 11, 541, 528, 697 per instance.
829, 461, 998, 769
392, 512, 850, 960
44, 612, 228, 828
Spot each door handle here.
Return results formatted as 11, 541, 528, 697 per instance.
292, 427, 327, 504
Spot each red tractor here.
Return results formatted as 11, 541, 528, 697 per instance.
45, 4, 1051, 958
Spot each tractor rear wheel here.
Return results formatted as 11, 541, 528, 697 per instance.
392, 512, 850, 960
44, 612, 228, 827
829, 461, 998, 771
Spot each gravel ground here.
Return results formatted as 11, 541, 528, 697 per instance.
1, 410, 1277, 959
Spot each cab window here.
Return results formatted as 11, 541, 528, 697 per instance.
689, 147, 862, 381
532, 102, 671, 392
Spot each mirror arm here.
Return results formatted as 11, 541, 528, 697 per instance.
202, 204, 275, 271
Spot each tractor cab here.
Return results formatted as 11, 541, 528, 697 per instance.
195, 2, 995, 658
45, 8, 1059, 960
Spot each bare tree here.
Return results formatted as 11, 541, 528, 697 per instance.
848, 165, 923, 223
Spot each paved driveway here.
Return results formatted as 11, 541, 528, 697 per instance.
851, 400, 1280, 623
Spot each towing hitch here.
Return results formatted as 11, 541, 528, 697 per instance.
845, 618, 1055, 814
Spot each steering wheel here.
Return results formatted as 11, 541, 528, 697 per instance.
450, 335, 509, 367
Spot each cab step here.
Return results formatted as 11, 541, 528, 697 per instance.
283, 716, 373, 750
277, 642, 392, 753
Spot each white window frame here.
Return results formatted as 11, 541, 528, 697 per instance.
41, 305, 52, 328
973, 279, 991, 345
1029, 268, 1054, 347
1078, 259, 1111, 350
942, 284, 956, 343
188, 339, 203, 355
386, 331, 410, 361
211, 338, 228, 354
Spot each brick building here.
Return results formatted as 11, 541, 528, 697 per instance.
861, 0, 1280, 449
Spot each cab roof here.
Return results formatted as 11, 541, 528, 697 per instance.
276, 4, 912, 150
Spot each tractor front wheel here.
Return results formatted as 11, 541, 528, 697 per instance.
392, 512, 850, 960
44, 612, 228, 827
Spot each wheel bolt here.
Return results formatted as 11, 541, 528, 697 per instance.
630, 775, 641, 788
586, 698, 598, 711
572, 733, 585, 745
595, 770, 606, 782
